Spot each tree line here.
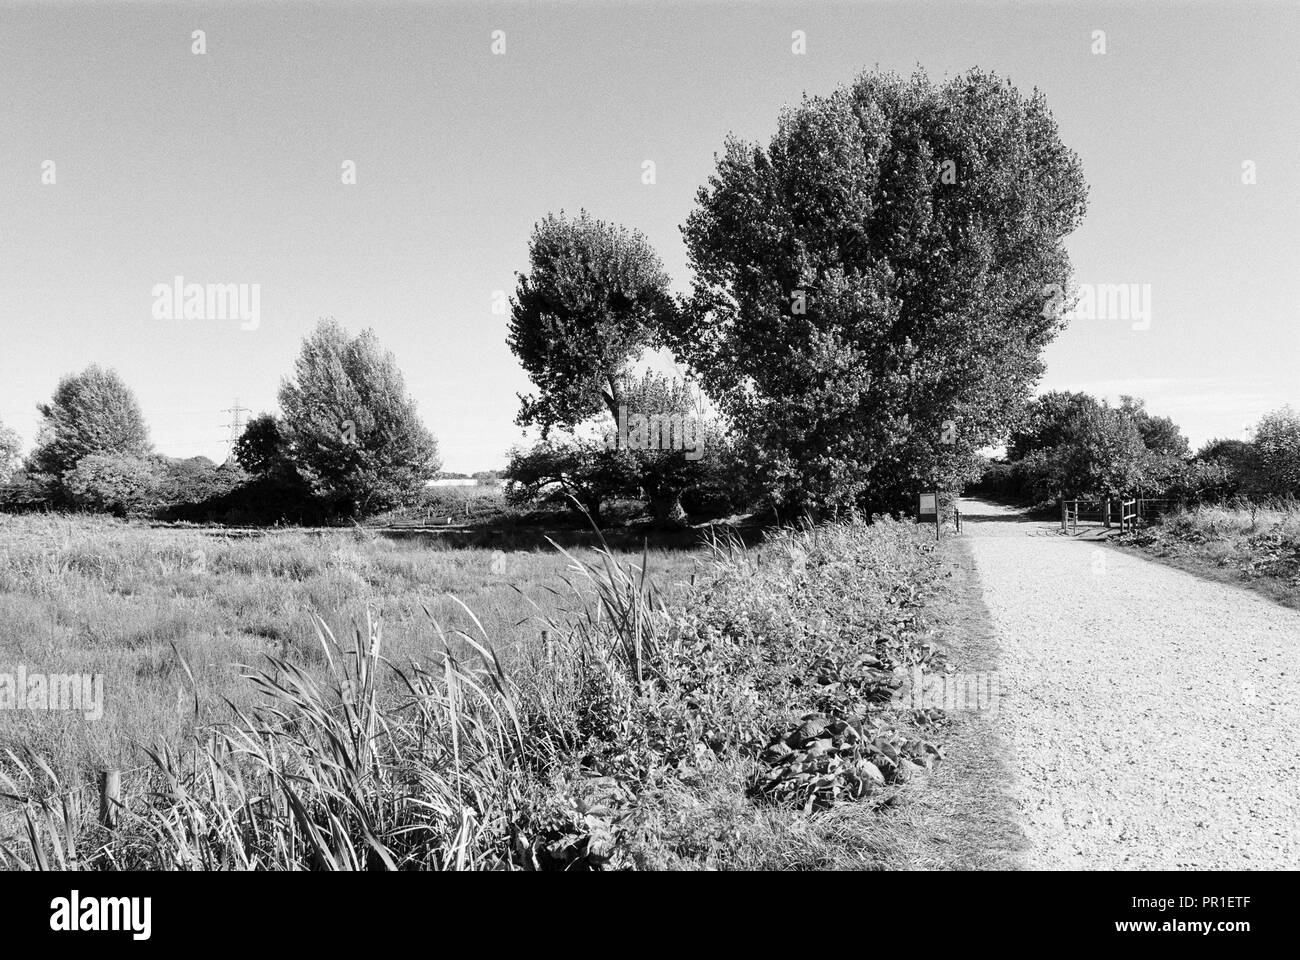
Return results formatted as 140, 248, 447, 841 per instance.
500, 67, 1087, 522
976, 391, 1300, 505
3, 66, 1126, 523
0, 320, 439, 523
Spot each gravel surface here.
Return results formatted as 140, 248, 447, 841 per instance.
960, 497, 1300, 869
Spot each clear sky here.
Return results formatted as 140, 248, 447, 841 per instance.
2, 0, 1297, 470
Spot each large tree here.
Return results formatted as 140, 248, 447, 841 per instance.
278, 320, 440, 517
508, 211, 674, 436
28, 365, 152, 479
667, 68, 1089, 515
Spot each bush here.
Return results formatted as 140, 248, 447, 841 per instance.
0, 471, 57, 513
504, 435, 633, 525
966, 459, 1020, 501
0, 422, 21, 483
63, 453, 162, 517
155, 472, 330, 526
150, 457, 246, 508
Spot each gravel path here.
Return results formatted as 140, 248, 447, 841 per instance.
961, 497, 1300, 869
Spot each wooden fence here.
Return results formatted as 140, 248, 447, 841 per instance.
1060, 497, 1183, 533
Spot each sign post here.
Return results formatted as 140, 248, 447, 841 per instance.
917, 490, 940, 541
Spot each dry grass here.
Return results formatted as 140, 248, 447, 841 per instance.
0, 514, 963, 871
0, 513, 701, 786
1119, 499, 1300, 611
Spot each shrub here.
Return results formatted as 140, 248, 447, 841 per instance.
63, 453, 162, 517
0, 421, 21, 483
150, 456, 246, 508
0, 471, 56, 513
155, 472, 329, 526
504, 435, 633, 525
967, 459, 1020, 501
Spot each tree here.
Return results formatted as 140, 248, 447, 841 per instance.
0, 420, 21, 483
28, 365, 152, 480
1004, 399, 1149, 501
1050, 404, 1149, 498
1009, 391, 1099, 460
1196, 437, 1255, 466
606, 372, 720, 523
278, 320, 441, 517
1250, 405, 1300, 497
235, 413, 293, 477
508, 211, 674, 436
503, 433, 632, 525
1119, 395, 1189, 459
667, 68, 1088, 515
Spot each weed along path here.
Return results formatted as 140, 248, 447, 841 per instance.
958, 497, 1300, 869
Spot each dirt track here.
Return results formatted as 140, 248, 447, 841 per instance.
961, 498, 1300, 869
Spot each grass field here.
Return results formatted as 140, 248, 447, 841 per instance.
0, 511, 965, 870
0, 513, 703, 783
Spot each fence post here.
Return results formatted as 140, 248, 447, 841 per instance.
1102, 499, 1111, 528
542, 629, 553, 667
1060, 498, 1067, 533
98, 769, 121, 831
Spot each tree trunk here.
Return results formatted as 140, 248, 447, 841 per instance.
602, 374, 623, 450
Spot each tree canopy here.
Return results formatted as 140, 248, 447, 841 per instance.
235, 412, 292, 477
508, 211, 674, 435
28, 364, 152, 479
278, 319, 440, 517
1251, 405, 1300, 496
666, 67, 1089, 514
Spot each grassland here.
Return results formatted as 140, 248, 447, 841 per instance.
0, 512, 702, 783
1, 511, 973, 870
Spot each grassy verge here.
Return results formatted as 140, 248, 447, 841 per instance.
852, 536, 1026, 869
1117, 501, 1300, 612
1, 514, 970, 870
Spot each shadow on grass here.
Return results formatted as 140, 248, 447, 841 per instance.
376, 521, 769, 552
